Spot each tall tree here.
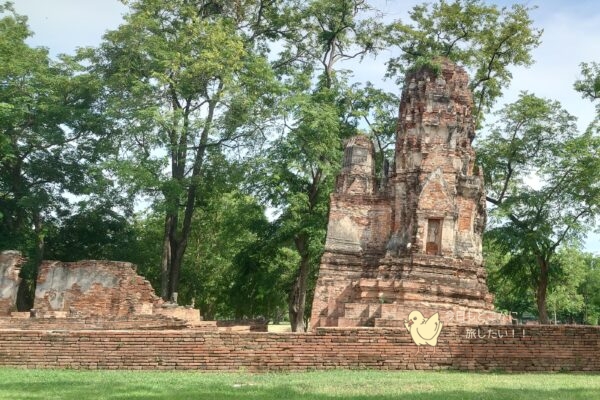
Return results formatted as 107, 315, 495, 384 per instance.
483, 235, 536, 319
477, 92, 600, 324
259, 0, 386, 331
88, 0, 281, 301
385, 0, 542, 123
0, 2, 107, 306
546, 247, 586, 324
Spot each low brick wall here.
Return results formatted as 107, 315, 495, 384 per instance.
216, 319, 268, 332
0, 315, 193, 331
0, 325, 598, 371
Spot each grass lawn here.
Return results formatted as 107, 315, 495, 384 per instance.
0, 368, 599, 399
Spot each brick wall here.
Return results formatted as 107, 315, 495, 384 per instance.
0, 325, 598, 372
34, 260, 161, 317
0, 251, 23, 316
0, 315, 193, 331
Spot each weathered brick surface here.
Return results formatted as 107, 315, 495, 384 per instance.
0, 325, 597, 372
34, 260, 162, 317
216, 319, 269, 332
1, 254, 204, 324
0, 251, 24, 316
311, 59, 502, 329
0, 315, 204, 330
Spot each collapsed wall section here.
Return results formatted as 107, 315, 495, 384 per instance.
34, 260, 162, 317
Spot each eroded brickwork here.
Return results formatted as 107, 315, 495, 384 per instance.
34, 260, 162, 317
0, 251, 24, 316
311, 59, 504, 329
0, 325, 598, 372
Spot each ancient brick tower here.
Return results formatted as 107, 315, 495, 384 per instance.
310, 58, 508, 329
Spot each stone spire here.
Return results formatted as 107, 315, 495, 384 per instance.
310, 58, 506, 329
391, 58, 486, 261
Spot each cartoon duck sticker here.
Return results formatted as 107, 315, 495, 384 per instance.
404, 310, 443, 354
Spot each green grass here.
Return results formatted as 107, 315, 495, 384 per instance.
0, 368, 599, 399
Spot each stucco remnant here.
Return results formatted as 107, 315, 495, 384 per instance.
0, 250, 24, 316
34, 260, 162, 318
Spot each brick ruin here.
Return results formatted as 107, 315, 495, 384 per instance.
0, 250, 213, 328
0, 250, 24, 315
3, 325, 600, 372
34, 259, 163, 318
311, 58, 509, 329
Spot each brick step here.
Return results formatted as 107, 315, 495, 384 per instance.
354, 279, 491, 304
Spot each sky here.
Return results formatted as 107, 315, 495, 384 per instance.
10, 0, 600, 252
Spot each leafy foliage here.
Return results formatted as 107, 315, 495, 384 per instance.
0, 3, 107, 247
478, 93, 600, 323
385, 0, 541, 122
0, 2, 110, 307
87, 0, 282, 300
574, 62, 600, 105
255, 0, 390, 331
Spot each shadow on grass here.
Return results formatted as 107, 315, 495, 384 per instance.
1, 380, 599, 400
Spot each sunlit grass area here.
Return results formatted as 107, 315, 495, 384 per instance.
0, 368, 599, 400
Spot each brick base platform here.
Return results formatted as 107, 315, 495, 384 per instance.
0, 325, 598, 371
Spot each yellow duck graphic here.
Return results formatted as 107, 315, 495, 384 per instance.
404, 310, 443, 354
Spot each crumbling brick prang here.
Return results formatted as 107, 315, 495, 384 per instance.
311, 58, 507, 329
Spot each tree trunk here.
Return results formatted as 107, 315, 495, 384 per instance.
160, 214, 174, 300
168, 239, 187, 302
289, 236, 310, 332
536, 255, 550, 324
17, 210, 44, 311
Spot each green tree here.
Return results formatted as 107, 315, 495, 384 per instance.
43, 202, 136, 262
574, 62, 600, 108
117, 151, 283, 320
258, 0, 386, 331
0, 2, 108, 306
230, 234, 298, 322
483, 235, 536, 319
580, 254, 600, 325
546, 247, 586, 324
477, 92, 600, 324
179, 188, 270, 319
88, 0, 282, 301
385, 0, 541, 122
